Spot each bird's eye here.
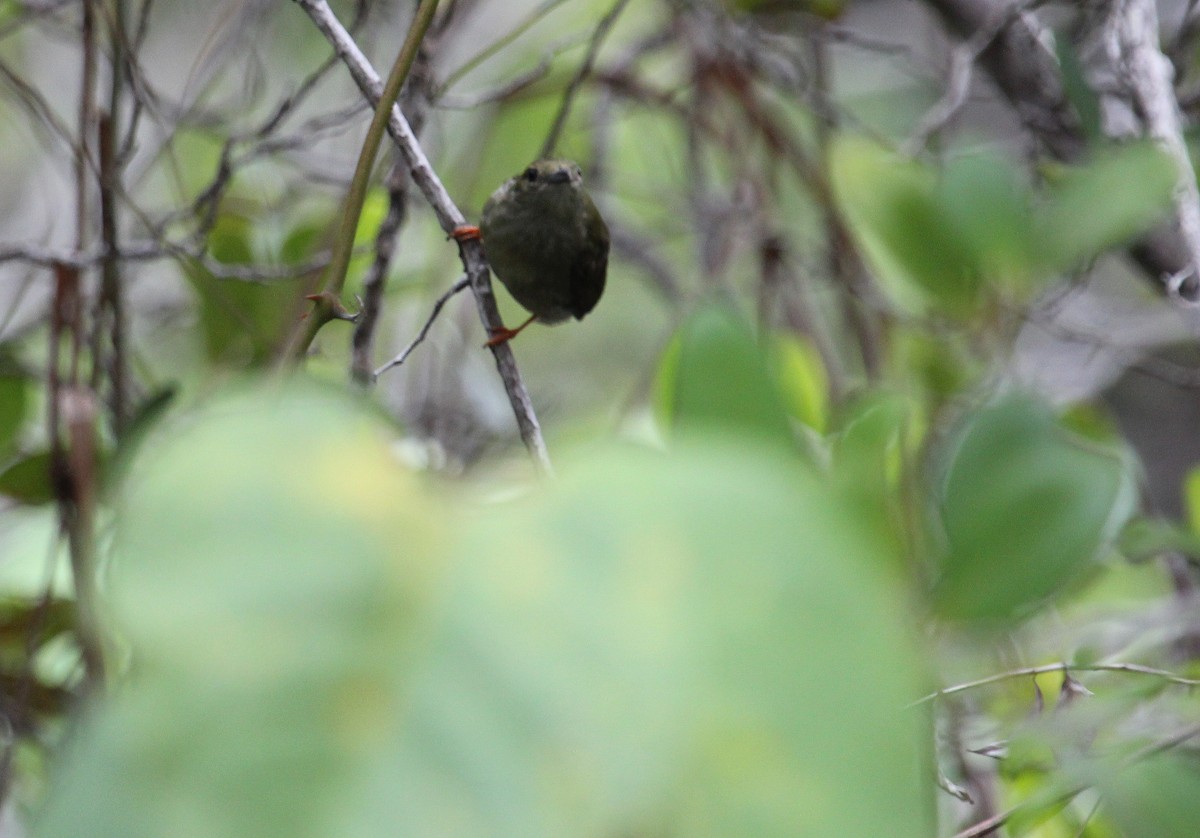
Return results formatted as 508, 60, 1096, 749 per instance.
523, 167, 538, 182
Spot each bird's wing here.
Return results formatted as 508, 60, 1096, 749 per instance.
567, 216, 610, 320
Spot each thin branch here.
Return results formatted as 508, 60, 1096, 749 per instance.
539, 0, 632, 160
374, 276, 470, 380
913, 660, 1200, 706
904, 0, 1037, 156
291, 0, 551, 473
436, 0, 571, 96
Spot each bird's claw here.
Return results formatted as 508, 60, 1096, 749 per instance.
450, 225, 482, 242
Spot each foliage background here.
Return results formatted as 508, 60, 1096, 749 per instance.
1, 0, 1200, 835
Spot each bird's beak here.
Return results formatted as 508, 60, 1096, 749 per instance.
544, 168, 571, 184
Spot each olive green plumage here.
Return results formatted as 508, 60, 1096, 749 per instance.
480, 159, 610, 324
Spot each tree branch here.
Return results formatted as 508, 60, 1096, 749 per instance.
923, 0, 1200, 300
290, 0, 552, 473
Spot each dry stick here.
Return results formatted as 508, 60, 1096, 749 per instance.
292, 0, 551, 473
49, 265, 106, 691
538, 0, 632, 160
374, 276, 470, 378
97, 112, 128, 436
911, 660, 1200, 707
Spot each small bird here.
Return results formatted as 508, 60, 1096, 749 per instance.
454, 159, 610, 346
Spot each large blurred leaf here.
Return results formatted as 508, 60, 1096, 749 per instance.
932, 395, 1135, 623
38, 381, 443, 838
830, 136, 982, 313
377, 442, 931, 836
1035, 141, 1176, 271
656, 305, 794, 447
38, 384, 931, 837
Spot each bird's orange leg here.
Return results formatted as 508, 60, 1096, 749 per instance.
484, 314, 537, 347
450, 225, 481, 242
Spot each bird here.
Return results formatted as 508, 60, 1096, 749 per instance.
453, 159, 610, 346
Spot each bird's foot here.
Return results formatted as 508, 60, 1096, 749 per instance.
483, 314, 538, 348
450, 225, 481, 242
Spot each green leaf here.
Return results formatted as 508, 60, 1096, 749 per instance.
0, 450, 56, 505
1120, 516, 1200, 563
769, 333, 829, 433
38, 381, 444, 838
383, 441, 931, 836
1184, 466, 1200, 536
184, 215, 306, 367
831, 392, 911, 554
1035, 141, 1176, 271
932, 395, 1135, 624
936, 152, 1035, 285
37, 384, 932, 838
655, 305, 795, 447
1099, 754, 1200, 838
830, 136, 982, 314
0, 373, 28, 455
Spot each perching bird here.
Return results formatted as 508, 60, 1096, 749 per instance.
454, 159, 610, 346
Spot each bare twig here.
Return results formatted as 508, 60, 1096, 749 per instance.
291, 0, 551, 473
374, 276, 470, 380
913, 660, 1200, 707
904, 0, 1037, 156
539, 0, 633, 160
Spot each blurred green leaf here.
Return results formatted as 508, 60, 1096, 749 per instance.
831, 391, 910, 554
0, 373, 28, 454
38, 384, 931, 838
1035, 141, 1175, 271
1184, 466, 1200, 536
1099, 753, 1200, 838
769, 333, 828, 433
936, 152, 1035, 285
38, 381, 443, 838
1055, 39, 1102, 144
384, 441, 931, 836
1120, 516, 1200, 563
656, 305, 794, 447
0, 450, 56, 506
933, 395, 1135, 624
185, 215, 305, 367
830, 136, 982, 314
